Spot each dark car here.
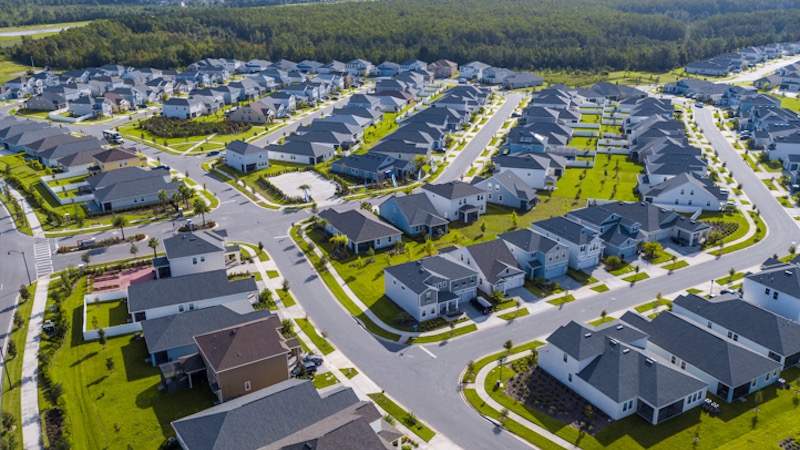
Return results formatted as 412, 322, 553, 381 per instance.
303, 354, 324, 366
470, 297, 492, 315
207, 150, 220, 157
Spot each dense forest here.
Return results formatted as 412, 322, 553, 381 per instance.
10, 0, 800, 72
0, 0, 329, 27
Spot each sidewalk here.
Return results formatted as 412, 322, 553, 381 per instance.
7, 185, 43, 238
20, 276, 50, 450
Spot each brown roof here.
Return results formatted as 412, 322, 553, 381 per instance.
93, 147, 140, 163
194, 316, 297, 372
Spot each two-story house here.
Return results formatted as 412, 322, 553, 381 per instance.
153, 230, 233, 279
471, 170, 539, 211
499, 228, 569, 280
491, 153, 566, 190
225, 140, 269, 173
530, 216, 605, 270
742, 262, 800, 323
441, 240, 526, 294
420, 181, 486, 223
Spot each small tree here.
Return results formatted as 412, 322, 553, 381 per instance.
18, 285, 30, 302
729, 267, 735, 278
510, 210, 519, 229
12, 312, 22, 330
130, 243, 139, 257
466, 360, 476, 379
7, 340, 17, 359
503, 339, 513, 356
424, 237, 436, 256
97, 328, 107, 349
790, 245, 797, 255
282, 279, 290, 291
280, 318, 295, 337
258, 241, 264, 254
106, 357, 115, 372
480, 220, 487, 235
148, 237, 160, 258
112, 215, 129, 240
491, 290, 505, 304
81, 252, 91, 265
193, 199, 211, 226
499, 408, 509, 422
601, 309, 607, 321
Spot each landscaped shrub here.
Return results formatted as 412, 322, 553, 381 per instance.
257, 177, 307, 204
140, 116, 251, 138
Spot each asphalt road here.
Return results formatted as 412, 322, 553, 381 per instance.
1, 89, 799, 449
438, 92, 523, 183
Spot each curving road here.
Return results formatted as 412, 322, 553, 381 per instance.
0, 94, 798, 449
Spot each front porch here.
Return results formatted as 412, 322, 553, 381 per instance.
458, 204, 481, 223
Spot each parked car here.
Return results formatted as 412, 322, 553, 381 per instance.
207, 150, 220, 157
303, 354, 323, 366
720, 289, 741, 297
470, 297, 492, 315
291, 360, 317, 376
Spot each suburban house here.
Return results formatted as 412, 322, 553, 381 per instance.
621, 312, 782, 403
459, 61, 491, 80
742, 262, 800, 323
672, 294, 800, 369
539, 321, 708, 425
172, 380, 400, 450
384, 255, 478, 321
266, 141, 334, 165
153, 230, 233, 280
127, 269, 258, 322
429, 59, 458, 78
471, 171, 539, 211
225, 140, 269, 173
642, 172, 728, 213
530, 216, 605, 270
162, 97, 205, 119
142, 305, 270, 366
225, 102, 274, 124
329, 153, 415, 183
421, 181, 487, 223
378, 193, 449, 238
195, 316, 301, 403
84, 166, 181, 213
491, 153, 566, 190
68, 95, 111, 118
91, 148, 145, 173
345, 59, 374, 76
499, 228, 569, 279
685, 61, 730, 77
318, 208, 401, 254
441, 240, 526, 294
376, 62, 400, 77
503, 73, 544, 90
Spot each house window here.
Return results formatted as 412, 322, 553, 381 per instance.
733, 334, 739, 341
773, 291, 779, 300
499, 195, 503, 202
388, 236, 393, 243
393, 280, 396, 285
690, 190, 694, 195
765, 288, 771, 295
189, 303, 195, 311
766, 372, 771, 381
179, 305, 185, 312
727, 331, 733, 339
244, 381, 252, 391
563, 352, 568, 363
675, 199, 679, 204
688, 200, 692, 206
422, 310, 426, 317
568, 373, 573, 382
671, 355, 676, 364
200, 256, 205, 262
751, 379, 757, 388
192, 258, 197, 265
681, 361, 686, 370
488, 194, 492, 200
623, 402, 628, 412
680, 189, 684, 195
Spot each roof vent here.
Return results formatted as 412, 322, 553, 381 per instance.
786, 270, 793, 275
609, 339, 618, 346
230, 329, 237, 336
645, 358, 654, 366
622, 348, 630, 354
584, 332, 592, 338
616, 324, 624, 330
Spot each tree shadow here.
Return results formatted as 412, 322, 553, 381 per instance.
120, 339, 156, 382
85, 374, 108, 388
70, 351, 98, 367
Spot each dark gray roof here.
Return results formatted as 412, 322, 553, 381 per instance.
330, 153, 413, 175
369, 140, 430, 157
127, 270, 257, 313
385, 256, 477, 294
578, 338, 706, 407
461, 240, 523, 284
493, 153, 566, 170
172, 380, 370, 450
89, 167, 180, 204
532, 216, 599, 245
546, 320, 648, 361
475, 171, 538, 202
226, 140, 264, 156
422, 181, 484, 200
93, 148, 138, 163
645, 172, 727, 201
621, 312, 781, 387
673, 294, 800, 357
164, 231, 225, 259
499, 228, 563, 254
319, 209, 400, 243
380, 193, 447, 228
267, 141, 331, 158
141, 305, 270, 354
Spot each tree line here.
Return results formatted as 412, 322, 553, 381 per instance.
10, 0, 800, 73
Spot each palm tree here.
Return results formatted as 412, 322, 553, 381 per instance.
158, 189, 169, 212
193, 199, 211, 226
413, 155, 427, 174
177, 184, 193, 209
330, 235, 349, 255
112, 215, 129, 240
299, 184, 311, 202
148, 237, 160, 258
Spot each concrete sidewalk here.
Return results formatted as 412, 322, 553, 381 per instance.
7, 185, 42, 238
20, 276, 49, 450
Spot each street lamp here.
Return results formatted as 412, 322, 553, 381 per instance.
8, 250, 32, 285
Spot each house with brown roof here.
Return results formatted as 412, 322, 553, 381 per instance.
194, 316, 301, 402
429, 59, 458, 78
91, 147, 146, 173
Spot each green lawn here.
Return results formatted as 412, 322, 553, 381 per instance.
590, 284, 609, 293
699, 210, 750, 247
553, 155, 640, 202
483, 359, 800, 450
662, 260, 689, 271
295, 318, 335, 355
622, 272, 650, 283
410, 324, 478, 344
546, 294, 575, 306
710, 211, 766, 256
312, 372, 339, 390
687, 288, 703, 295
567, 269, 598, 285
266, 270, 280, 279
634, 299, 672, 313
0, 189, 32, 235
463, 340, 545, 383
278, 289, 296, 307
567, 136, 596, 150
770, 94, 800, 114
1, 283, 36, 446
0, 57, 33, 83
587, 316, 615, 326
85, 300, 129, 329
580, 114, 601, 124
498, 309, 530, 321
42, 277, 215, 449
367, 393, 435, 442
715, 272, 745, 285
340, 368, 359, 379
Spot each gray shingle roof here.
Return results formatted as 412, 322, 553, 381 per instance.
319, 209, 400, 243
578, 338, 706, 407
477, 171, 538, 202
385, 256, 477, 295
422, 181, 484, 200
164, 231, 225, 259
532, 216, 599, 245
266, 141, 331, 158
141, 305, 270, 354
621, 312, 781, 387
645, 172, 727, 201
546, 320, 648, 361
226, 140, 264, 156
380, 193, 447, 228
89, 167, 180, 204
673, 294, 800, 357
172, 380, 365, 450
127, 270, 257, 313
460, 240, 523, 284
499, 228, 563, 254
